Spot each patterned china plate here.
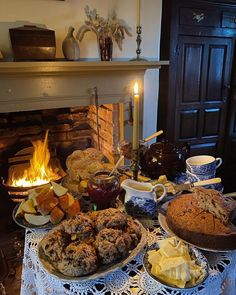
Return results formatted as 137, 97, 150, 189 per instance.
38, 219, 147, 282
158, 200, 236, 252
143, 243, 209, 290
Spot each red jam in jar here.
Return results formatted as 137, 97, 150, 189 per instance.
87, 170, 120, 209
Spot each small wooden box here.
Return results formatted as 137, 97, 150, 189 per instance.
9, 25, 56, 61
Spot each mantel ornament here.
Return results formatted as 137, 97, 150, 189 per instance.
62, 26, 80, 61
76, 6, 132, 61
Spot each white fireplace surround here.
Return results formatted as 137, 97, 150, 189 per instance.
0, 60, 168, 140
0, 60, 168, 112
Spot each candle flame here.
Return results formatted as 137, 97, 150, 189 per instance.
134, 82, 139, 95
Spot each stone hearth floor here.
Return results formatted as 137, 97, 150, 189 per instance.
4, 263, 22, 295
0, 229, 24, 295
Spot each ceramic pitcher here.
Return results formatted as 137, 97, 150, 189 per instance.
121, 179, 166, 217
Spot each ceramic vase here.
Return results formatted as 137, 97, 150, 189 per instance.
62, 26, 80, 61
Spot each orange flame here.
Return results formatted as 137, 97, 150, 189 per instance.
10, 130, 60, 187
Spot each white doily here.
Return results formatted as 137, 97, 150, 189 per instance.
21, 227, 236, 295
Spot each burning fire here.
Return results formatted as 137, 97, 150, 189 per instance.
9, 130, 60, 187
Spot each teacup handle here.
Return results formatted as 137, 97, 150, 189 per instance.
152, 184, 166, 202
215, 157, 222, 169
186, 170, 201, 182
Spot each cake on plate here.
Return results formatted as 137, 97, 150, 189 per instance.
166, 188, 236, 250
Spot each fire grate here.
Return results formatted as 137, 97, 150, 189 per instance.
3, 145, 65, 201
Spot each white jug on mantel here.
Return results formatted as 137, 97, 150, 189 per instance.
62, 26, 80, 61
121, 179, 166, 217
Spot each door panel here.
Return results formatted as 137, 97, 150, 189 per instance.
206, 45, 227, 101
179, 109, 199, 139
190, 142, 217, 155
222, 47, 236, 192
175, 35, 233, 156
182, 44, 203, 102
203, 108, 221, 137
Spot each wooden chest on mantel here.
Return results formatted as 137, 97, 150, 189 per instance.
9, 25, 56, 61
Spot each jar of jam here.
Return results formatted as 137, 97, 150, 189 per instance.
87, 170, 120, 210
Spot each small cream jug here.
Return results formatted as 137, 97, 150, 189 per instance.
121, 179, 166, 217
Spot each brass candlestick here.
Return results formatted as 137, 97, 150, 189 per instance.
136, 26, 142, 60
131, 26, 147, 61
131, 148, 139, 180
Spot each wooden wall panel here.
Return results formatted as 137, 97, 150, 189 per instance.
179, 109, 199, 139
203, 108, 221, 137
190, 142, 217, 156
206, 45, 226, 101
182, 44, 203, 103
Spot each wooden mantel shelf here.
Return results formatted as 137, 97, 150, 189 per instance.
0, 60, 169, 75
0, 60, 169, 113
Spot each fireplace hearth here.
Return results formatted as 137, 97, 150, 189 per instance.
0, 103, 123, 201
0, 60, 168, 232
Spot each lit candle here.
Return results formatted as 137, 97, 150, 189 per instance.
137, 0, 140, 27
132, 82, 139, 150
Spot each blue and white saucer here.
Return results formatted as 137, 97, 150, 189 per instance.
174, 172, 224, 193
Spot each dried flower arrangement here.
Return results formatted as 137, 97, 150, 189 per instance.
76, 5, 132, 51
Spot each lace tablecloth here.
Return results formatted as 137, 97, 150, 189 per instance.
21, 226, 236, 295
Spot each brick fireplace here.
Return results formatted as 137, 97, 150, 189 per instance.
0, 103, 122, 182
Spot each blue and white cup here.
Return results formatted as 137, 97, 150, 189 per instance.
186, 155, 222, 182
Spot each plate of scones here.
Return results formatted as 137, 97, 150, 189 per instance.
38, 208, 147, 281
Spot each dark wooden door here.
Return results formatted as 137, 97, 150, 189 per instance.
222, 53, 236, 192
174, 36, 233, 156
159, 0, 236, 192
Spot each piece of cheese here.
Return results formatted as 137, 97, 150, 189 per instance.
159, 256, 187, 272
158, 236, 177, 249
151, 264, 162, 276
158, 274, 186, 288
148, 250, 162, 265
159, 244, 180, 257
